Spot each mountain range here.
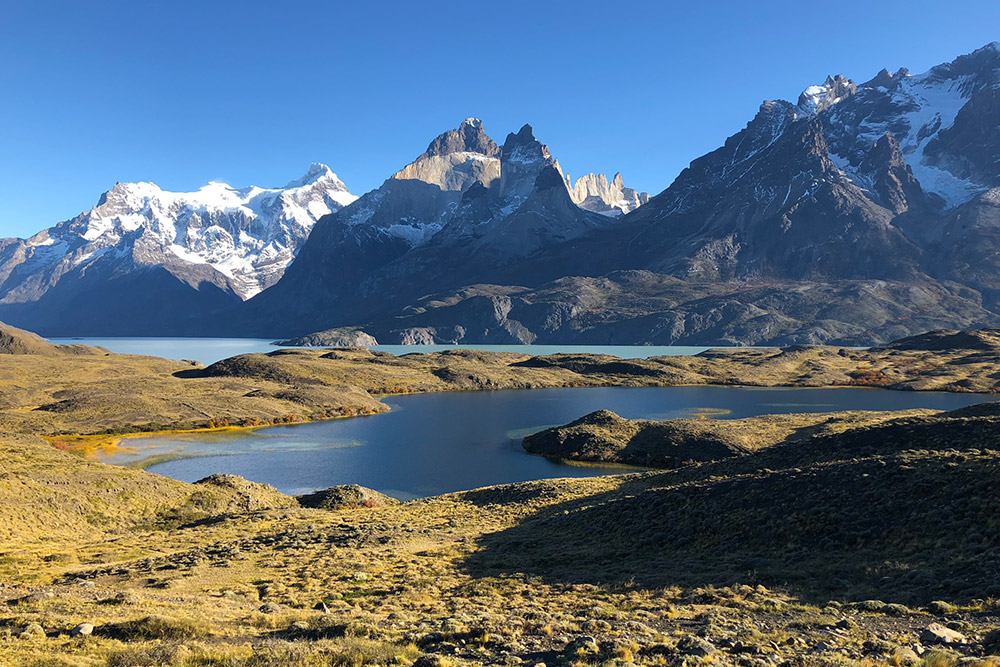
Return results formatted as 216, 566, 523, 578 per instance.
0, 164, 356, 335
3, 43, 1000, 345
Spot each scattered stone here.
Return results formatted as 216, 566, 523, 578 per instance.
921, 623, 966, 645
290, 620, 310, 632
259, 602, 283, 614
882, 603, 912, 616
19, 623, 45, 640
70, 623, 94, 637
412, 656, 451, 667
983, 628, 1000, 654
677, 636, 717, 656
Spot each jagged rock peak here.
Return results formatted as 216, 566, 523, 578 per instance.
797, 74, 856, 115
495, 124, 561, 202
502, 124, 553, 164
565, 172, 650, 217
423, 117, 500, 159
393, 119, 501, 191
283, 162, 346, 189
857, 132, 927, 215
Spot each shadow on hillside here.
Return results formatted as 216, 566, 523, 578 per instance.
172, 368, 208, 379
462, 448, 1000, 606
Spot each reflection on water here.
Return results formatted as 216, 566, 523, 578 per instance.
99, 385, 993, 500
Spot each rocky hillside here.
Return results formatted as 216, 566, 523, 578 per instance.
473, 405, 1000, 609
277, 272, 996, 346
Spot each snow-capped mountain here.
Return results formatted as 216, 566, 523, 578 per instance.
0, 165, 355, 334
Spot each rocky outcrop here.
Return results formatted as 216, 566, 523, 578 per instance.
274, 328, 378, 347
193, 474, 298, 512
297, 484, 399, 509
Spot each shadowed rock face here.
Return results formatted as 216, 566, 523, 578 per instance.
277, 273, 1000, 347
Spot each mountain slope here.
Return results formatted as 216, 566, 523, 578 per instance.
0, 165, 355, 335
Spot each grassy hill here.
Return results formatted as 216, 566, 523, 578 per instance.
2, 326, 1000, 665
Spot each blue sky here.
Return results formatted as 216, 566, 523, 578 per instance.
1, 0, 998, 237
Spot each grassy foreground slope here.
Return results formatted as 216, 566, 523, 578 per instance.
1, 325, 1000, 665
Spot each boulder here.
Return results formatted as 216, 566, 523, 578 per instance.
19, 623, 45, 639
921, 623, 966, 645
677, 636, 717, 656
70, 623, 94, 637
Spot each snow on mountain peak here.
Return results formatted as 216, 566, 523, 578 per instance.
797, 74, 856, 115
820, 46, 1000, 209
283, 162, 346, 190
33, 166, 358, 300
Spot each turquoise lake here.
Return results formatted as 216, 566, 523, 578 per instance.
46, 336, 717, 366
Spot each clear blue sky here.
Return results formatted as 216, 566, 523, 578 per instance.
1, 0, 998, 237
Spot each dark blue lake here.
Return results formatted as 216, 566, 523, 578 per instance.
102, 386, 993, 500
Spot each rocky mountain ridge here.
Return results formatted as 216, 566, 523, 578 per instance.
4, 43, 1000, 343
269, 42, 1000, 346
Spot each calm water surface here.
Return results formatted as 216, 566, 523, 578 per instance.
46, 336, 718, 365
100, 386, 992, 500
